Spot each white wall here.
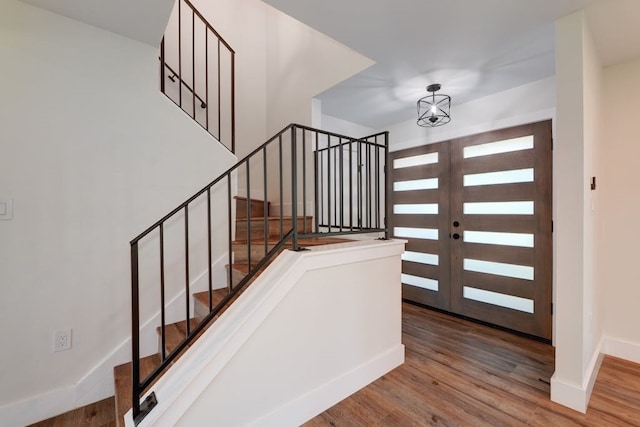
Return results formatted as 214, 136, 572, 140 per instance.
386, 77, 556, 151
191, 0, 374, 158
131, 239, 405, 426
551, 10, 605, 413
0, 1, 236, 424
264, 8, 374, 137
320, 113, 380, 137
600, 57, 640, 359
190, 0, 269, 158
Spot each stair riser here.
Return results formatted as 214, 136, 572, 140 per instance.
232, 242, 277, 263
235, 217, 312, 240
235, 197, 269, 219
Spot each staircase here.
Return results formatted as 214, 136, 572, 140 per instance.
114, 196, 350, 426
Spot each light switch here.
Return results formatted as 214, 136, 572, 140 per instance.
0, 198, 13, 220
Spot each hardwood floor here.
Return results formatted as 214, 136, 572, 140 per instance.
27, 302, 640, 426
305, 302, 640, 426
27, 397, 115, 427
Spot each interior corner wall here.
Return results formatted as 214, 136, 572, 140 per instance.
0, 1, 235, 424
600, 56, 640, 359
263, 4, 374, 137
551, 10, 605, 412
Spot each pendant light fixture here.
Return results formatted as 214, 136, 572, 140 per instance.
417, 83, 451, 127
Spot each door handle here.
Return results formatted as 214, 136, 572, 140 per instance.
452, 233, 462, 240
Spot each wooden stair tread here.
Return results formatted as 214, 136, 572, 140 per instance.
114, 354, 161, 427
156, 319, 200, 355
193, 288, 229, 308
232, 236, 351, 245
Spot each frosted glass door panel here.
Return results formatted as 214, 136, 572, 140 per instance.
464, 231, 534, 248
464, 169, 534, 187
393, 153, 438, 169
463, 136, 534, 159
394, 178, 439, 191
402, 274, 439, 291
464, 201, 534, 215
463, 286, 534, 314
402, 251, 439, 266
394, 204, 438, 214
464, 258, 534, 280
394, 227, 439, 240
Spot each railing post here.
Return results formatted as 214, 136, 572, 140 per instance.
384, 131, 391, 240
160, 38, 165, 94
291, 125, 299, 251
130, 242, 141, 422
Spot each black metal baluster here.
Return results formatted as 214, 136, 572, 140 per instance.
191, 9, 196, 119
384, 132, 390, 239
184, 205, 190, 335
327, 137, 332, 232
314, 132, 319, 233
349, 139, 353, 231
160, 38, 166, 94
246, 160, 252, 269
263, 147, 268, 258
231, 52, 236, 153
279, 135, 284, 240
291, 126, 299, 251
217, 39, 221, 141
227, 175, 232, 291
302, 129, 307, 234
207, 188, 213, 312
131, 242, 140, 421
367, 140, 371, 228
357, 140, 362, 228
375, 136, 380, 229
339, 137, 344, 232
178, 0, 182, 107
159, 225, 166, 360
205, 29, 209, 132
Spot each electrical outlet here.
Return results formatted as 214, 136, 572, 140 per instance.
54, 329, 72, 352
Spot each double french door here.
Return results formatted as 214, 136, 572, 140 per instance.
390, 121, 552, 340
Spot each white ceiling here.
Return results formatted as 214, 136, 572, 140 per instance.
264, 0, 640, 128
21, 0, 175, 47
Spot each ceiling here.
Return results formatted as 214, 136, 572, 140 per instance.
21, 0, 175, 47
263, 0, 640, 128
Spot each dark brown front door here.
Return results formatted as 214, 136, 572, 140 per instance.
390, 121, 552, 340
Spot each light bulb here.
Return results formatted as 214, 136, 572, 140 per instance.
430, 105, 437, 115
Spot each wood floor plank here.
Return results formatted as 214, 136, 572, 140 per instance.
27, 397, 116, 427
305, 302, 640, 426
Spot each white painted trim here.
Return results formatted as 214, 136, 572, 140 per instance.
250, 344, 405, 427
0, 254, 229, 425
130, 239, 406, 426
0, 386, 75, 427
605, 337, 640, 364
550, 335, 604, 413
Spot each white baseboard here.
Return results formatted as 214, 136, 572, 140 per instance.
550, 336, 605, 413
604, 337, 640, 364
0, 254, 229, 426
250, 344, 405, 427
0, 386, 75, 427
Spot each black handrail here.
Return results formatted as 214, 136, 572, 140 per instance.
130, 124, 389, 424
162, 61, 207, 108
160, 0, 236, 153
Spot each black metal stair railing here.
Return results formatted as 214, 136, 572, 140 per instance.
160, 0, 235, 153
129, 124, 388, 424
